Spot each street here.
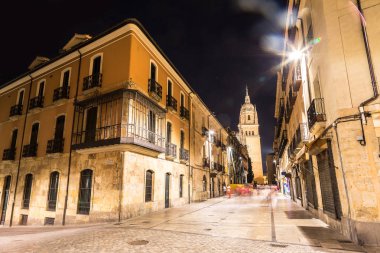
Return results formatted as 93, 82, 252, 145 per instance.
0, 188, 368, 253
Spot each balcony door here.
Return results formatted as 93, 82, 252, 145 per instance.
38, 82, 45, 98
150, 63, 156, 82
148, 110, 156, 143
18, 90, 24, 106
55, 116, 65, 141
0, 176, 11, 225
92, 56, 101, 75
85, 107, 98, 143
11, 129, 18, 151
166, 122, 172, 144
62, 70, 70, 89
30, 123, 39, 146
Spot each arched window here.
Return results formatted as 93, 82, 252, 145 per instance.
179, 175, 184, 198
47, 172, 59, 211
22, 174, 33, 209
145, 170, 154, 202
248, 115, 251, 120
77, 169, 93, 214
1, 175, 12, 224
202, 175, 207, 192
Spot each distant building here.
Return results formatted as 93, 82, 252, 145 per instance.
265, 153, 275, 185
238, 87, 263, 184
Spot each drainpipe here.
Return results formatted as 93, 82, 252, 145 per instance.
357, 0, 378, 146
62, 49, 82, 225
9, 75, 33, 227
188, 92, 193, 204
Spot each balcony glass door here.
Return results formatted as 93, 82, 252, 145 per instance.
55, 116, 65, 140
30, 123, 39, 146
11, 129, 18, 151
85, 107, 98, 143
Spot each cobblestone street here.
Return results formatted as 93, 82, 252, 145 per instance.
0, 189, 371, 252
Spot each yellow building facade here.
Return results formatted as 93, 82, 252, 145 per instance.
273, 0, 380, 246
0, 19, 229, 226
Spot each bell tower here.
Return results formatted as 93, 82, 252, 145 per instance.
238, 86, 263, 183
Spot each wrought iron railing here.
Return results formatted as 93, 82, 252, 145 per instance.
29, 96, 44, 109
307, 98, 326, 129
22, 144, 38, 157
203, 157, 210, 167
53, 86, 70, 101
2, 148, 16, 160
278, 130, 288, 158
9, 104, 23, 117
148, 79, 162, 101
83, 73, 102, 91
180, 106, 190, 120
179, 148, 189, 161
166, 95, 177, 111
165, 142, 177, 157
46, 139, 64, 153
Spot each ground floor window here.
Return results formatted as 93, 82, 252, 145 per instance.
179, 175, 184, 198
145, 170, 154, 202
47, 171, 59, 211
22, 174, 33, 209
202, 175, 207, 192
77, 169, 93, 214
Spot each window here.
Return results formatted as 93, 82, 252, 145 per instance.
167, 122, 172, 143
22, 174, 33, 209
180, 93, 185, 108
85, 107, 97, 143
145, 170, 153, 202
77, 169, 93, 214
92, 56, 102, 75
47, 172, 59, 211
248, 115, 251, 121
30, 123, 39, 146
17, 90, 24, 105
180, 130, 185, 149
55, 116, 65, 140
167, 80, 172, 97
37, 81, 45, 97
10, 129, 18, 150
150, 62, 157, 81
202, 175, 207, 192
62, 70, 70, 88
179, 175, 184, 198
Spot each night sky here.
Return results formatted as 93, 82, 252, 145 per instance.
0, 0, 286, 171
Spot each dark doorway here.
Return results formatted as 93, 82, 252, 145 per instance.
85, 107, 97, 143
165, 173, 170, 208
92, 56, 101, 75
55, 116, 65, 140
211, 178, 214, 198
0, 176, 11, 224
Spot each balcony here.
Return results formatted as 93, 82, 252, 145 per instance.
9, 104, 23, 117
148, 79, 162, 102
285, 102, 292, 123
165, 142, 177, 158
29, 96, 44, 110
166, 95, 177, 112
22, 144, 38, 157
53, 86, 70, 102
83, 73, 102, 91
221, 143, 226, 151
180, 106, 190, 120
72, 89, 166, 154
2, 148, 16, 161
307, 98, 326, 132
179, 148, 189, 161
215, 139, 221, 147
46, 139, 64, 154
288, 87, 297, 106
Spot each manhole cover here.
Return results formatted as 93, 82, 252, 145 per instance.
114, 222, 122, 225
128, 240, 149, 246
270, 244, 288, 248
204, 228, 212, 231
129, 223, 137, 226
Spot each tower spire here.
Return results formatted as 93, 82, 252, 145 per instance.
245, 85, 250, 103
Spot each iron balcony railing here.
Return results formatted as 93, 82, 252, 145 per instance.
307, 98, 326, 129
2, 148, 16, 160
72, 123, 165, 152
166, 95, 177, 111
53, 86, 70, 101
180, 106, 190, 120
278, 130, 288, 158
22, 144, 38, 157
83, 73, 102, 91
179, 148, 189, 161
29, 96, 44, 109
46, 139, 64, 153
9, 104, 23, 117
288, 87, 297, 106
285, 102, 292, 123
165, 142, 177, 158
148, 79, 162, 101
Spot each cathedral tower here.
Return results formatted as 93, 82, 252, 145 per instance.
238, 87, 264, 183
